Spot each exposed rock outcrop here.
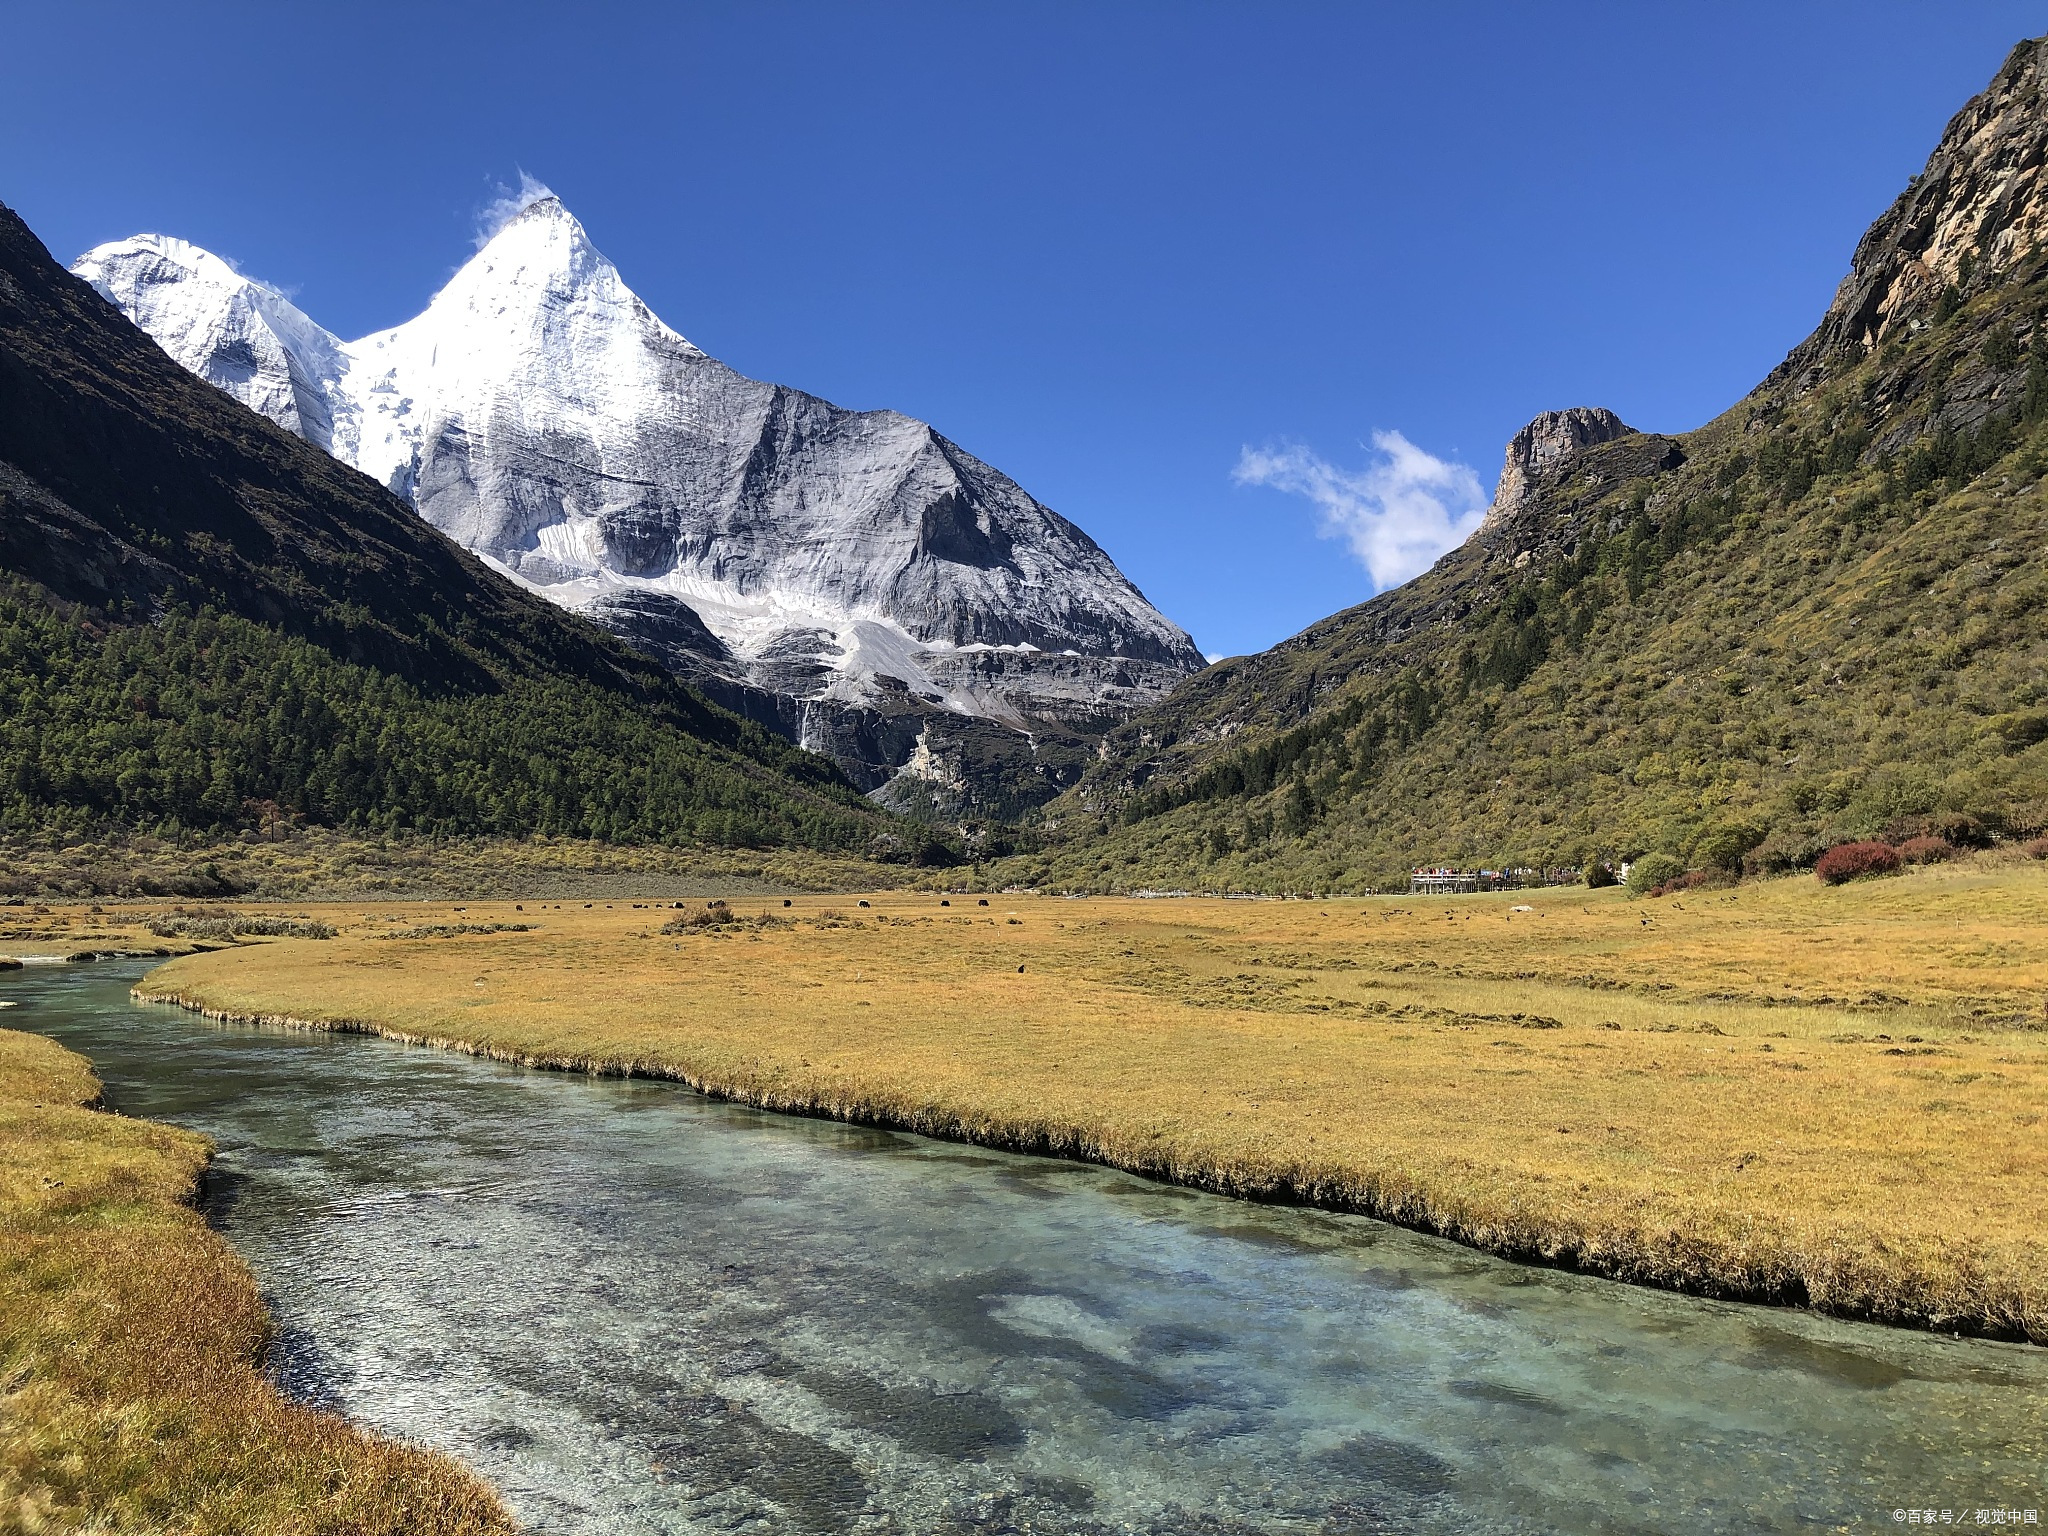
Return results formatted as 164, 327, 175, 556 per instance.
1485, 408, 1635, 524
1802, 36, 2048, 360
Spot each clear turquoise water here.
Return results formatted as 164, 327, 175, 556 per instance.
8, 962, 2044, 1534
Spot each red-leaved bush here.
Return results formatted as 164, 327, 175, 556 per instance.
1815, 841, 1902, 885
1894, 836, 1954, 866
2024, 837, 2048, 861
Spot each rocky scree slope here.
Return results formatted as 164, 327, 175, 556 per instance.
1010, 36, 2048, 893
73, 200, 1203, 819
0, 201, 915, 858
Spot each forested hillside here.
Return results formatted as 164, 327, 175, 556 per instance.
1008, 38, 2048, 893
0, 202, 924, 859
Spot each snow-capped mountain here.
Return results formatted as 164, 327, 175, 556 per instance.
72, 234, 351, 451
73, 198, 1202, 806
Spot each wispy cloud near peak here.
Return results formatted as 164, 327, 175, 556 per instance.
475, 171, 557, 248
1234, 431, 1488, 591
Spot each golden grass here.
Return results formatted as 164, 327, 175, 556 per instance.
131, 858, 2048, 1343
0, 1029, 509, 1535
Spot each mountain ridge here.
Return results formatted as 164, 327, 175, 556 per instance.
74, 198, 1203, 814
1006, 35, 2048, 893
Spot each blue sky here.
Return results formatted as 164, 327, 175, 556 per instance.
4, 3, 2041, 658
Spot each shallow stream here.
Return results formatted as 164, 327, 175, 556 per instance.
8, 963, 2045, 1534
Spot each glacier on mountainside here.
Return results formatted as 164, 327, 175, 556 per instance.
73, 200, 1203, 802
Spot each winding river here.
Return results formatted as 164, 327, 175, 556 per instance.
9, 963, 2045, 1534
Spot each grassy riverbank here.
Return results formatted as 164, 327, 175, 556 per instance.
0, 1027, 509, 1533
127, 858, 2048, 1342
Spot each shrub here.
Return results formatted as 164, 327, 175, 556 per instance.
1895, 836, 1954, 866
1885, 813, 1989, 848
1815, 841, 1902, 885
661, 900, 735, 933
1625, 852, 1684, 896
1744, 829, 1824, 876
145, 915, 335, 941
1926, 813, 1991, 848
1692, 823, 1762, 874
1584, 861, 1619, 889
373, 922, 533, 940
2023, 837, 2048, 860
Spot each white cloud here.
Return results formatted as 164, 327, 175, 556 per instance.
475, 171, 557, 248
1233, 431, 1489, 590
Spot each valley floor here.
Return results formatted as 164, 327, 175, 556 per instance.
102, 859, 2048, 1343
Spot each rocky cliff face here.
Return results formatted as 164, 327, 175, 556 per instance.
1485, 408, 1633, 523
73, 199, 1203, 809
1801, 36, 2048, 361
1475, 410, 1686, 575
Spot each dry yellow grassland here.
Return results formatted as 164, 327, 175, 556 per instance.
0, 1027, 511, 1534
116, 858, 2048, 1343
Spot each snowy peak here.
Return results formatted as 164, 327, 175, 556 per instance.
414, 195, 697, 354
474, 196, 622, 287
73, 233, 347, 449
79, 231, 241, 298
70, 200, 1204, 802
337, 195, 707, 497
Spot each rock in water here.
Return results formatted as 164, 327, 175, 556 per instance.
74, 198, 1203, 811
